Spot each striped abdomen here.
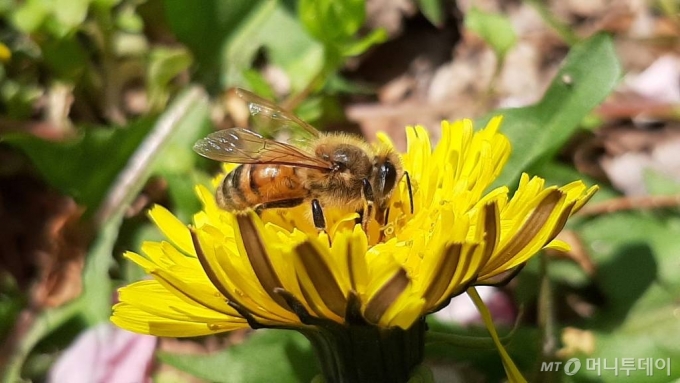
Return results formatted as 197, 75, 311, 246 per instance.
216, 164, 308, 212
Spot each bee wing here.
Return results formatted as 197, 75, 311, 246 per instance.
194, 128, 333, 170
232, 88, 320, 140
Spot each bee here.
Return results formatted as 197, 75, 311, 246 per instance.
193, 88, 412, 231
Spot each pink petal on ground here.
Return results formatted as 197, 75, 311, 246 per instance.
624, 55, 680, 103
49, 323, 156, 383
433, 286, 516, 326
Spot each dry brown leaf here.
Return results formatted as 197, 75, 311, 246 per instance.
0, 174, 90, 309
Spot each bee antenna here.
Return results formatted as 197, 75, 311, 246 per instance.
404, 171, 414, 214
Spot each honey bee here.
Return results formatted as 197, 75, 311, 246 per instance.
193, 88, 412, 230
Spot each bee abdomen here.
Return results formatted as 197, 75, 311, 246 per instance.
216, 164, 308, 212
216, 165, 250, 211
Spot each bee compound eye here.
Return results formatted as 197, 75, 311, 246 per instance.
378, 162, 397, 195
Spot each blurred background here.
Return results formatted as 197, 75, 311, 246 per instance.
0, 0, 679, 382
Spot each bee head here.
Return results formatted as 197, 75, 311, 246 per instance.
372, 150, 402, 203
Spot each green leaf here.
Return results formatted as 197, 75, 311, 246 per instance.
152, 97, 210, 175
12, 0, 92, 36
0, 289, 23, 340
341, 28, 388, 57
164, 171, 210, 222
41, 36, 89, 81
524, 0, 579, 45
294, 96, 324, 123
3, 89, 206, 219
113, 32, 149, 57
218, 0, 277, 87
222, 2, 324, 91
579, 213, 680, 321
80, 208, 125, 324
568, 212, 680, 381
0, 80, 43, 119
465, 8, 517, 59
416, 0, 445, 27
163, 0, 259, 82
0, 0, 14, 15
52, 0, 90, 31
535, 161, 617, 202
254, 4, 324, 91
81, 88, 209, 322
1, 300, 84, 382
159, 330, 318, 383
643, 169, 680, 195
152, 95, 212, 221
426, 319, 539, 382
114, 5, 144, 32
92, 0, 121, 9
147, 47, 193, 110
484, 33, 621, 189
242, 69, 277, 99
407, 365, 435, 383
3, 118, 154, 213
10, 0, 51, 33
299, 0, 365, 45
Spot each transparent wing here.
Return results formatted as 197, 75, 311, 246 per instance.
232, 88, 320, 141
193, 128, 333, 170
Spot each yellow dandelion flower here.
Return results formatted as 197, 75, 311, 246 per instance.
111, 116, 596, 383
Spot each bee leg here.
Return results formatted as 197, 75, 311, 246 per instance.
361, 179, 375, 232
311, 199, 326, 231
374, 205, 391, 243
354, 210, 364, 226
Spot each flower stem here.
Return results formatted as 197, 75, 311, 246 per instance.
468, 286, 527, 383
299, 319, 426, 383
